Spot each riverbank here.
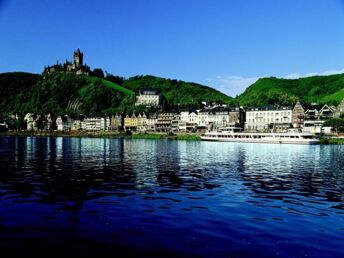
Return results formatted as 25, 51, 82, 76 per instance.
2, 131, 344, 144
0, 131, 202, 141
319, 137, 344, 145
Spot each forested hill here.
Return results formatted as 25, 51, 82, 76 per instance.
0, 72, 135, 116
237, 74, 344, 107
2, 71, 343, 117
120, 75, 233, 107
0, 72, 233, 117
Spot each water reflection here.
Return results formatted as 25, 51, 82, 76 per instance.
0, 136, 344, 256
1, 137, 344, 207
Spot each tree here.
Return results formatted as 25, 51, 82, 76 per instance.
91, 68, 104, 78
323, 118, 344, 133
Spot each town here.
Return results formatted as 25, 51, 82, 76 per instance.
1, 49, 344, 136
15, 98, 343, 136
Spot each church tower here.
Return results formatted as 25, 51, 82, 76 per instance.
73, 48, 83, 68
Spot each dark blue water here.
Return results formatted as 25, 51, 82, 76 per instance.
0, 136, 343, 257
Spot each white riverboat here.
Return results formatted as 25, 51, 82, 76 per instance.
201, 127, 319, 145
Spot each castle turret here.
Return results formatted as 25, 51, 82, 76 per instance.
74, 48, 83, 68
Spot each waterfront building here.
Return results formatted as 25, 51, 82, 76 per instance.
245, 106, 292, 132
81, 117, 109, 131
171, 113, 181, 132
228, 108, 245, 129
156, 112, 174, 132
24, 113, 36, 131
109, 114, 122, 131
56, 115, 72, 131
197, 111, 210, 128
146, 113, 157, 131
180, 111, 198, 131
137, 113, 147, 132
212, 110, 230, 130
135, 90, 161, 107
292, 101, 305, 128
124, 114, 138, 131
303, 104, 336, 134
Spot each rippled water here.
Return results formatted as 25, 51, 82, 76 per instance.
0, 136, 343, 257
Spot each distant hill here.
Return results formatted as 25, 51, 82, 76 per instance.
120, 75, 233, 107
237, 74, 344, 107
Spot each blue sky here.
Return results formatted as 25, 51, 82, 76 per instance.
1, 0, 344, 96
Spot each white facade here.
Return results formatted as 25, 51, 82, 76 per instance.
245, 108, 292, 131
56, 115, 72, 131
146, 116, 157, 131
82, 117, 109, 131
137, 113, 147, 132
135, 91, 161, 107
211, 111, 229, 129
197, 112, 210, 127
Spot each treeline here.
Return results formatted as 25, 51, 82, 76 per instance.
238, 74, 344, 107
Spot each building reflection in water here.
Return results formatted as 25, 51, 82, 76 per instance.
0, 137, 343, 212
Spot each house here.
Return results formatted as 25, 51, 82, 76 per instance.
56, 115, 72, 131
146, 113, 157, 131
292, 101, 304, 128
228, 107, 245, 129
171, 113, 181, 132
137, 113, 147, 132
81, 117, 109, 131
24, 113, 36, 131
212, 110, 230, 130
109, 114, 122, 131
156, 112, 174, 132
303, 104, 336, 134
124, 114, 138, 131
197, 111, 210, 128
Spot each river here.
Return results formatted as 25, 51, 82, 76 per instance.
0, 136, 343, 257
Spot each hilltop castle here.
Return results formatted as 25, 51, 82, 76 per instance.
43, 48, 90, 75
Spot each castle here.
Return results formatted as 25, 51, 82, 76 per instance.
43, 48, 90, 75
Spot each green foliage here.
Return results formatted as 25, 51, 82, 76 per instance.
121, 75, 233, 108
0, 72, 40, 116
105, 73, 125, 85
0, 72, 135, 117
90, 68, 104, 78
238, 74, 344, 106
323, 118, 344, 132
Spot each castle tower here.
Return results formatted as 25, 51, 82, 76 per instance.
74, 48, 83, 68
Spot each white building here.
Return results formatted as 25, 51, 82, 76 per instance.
211, 111, 229, 129
56, 115, 72, 131
146, 113, 157, 131
135, 90, 161, 107
24, 113, 36, 131
245, 107, 292, 131
137, 113, 147, 132
81, 117, 109, 131
197, 111, 210, 127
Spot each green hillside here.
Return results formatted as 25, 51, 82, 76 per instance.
237, 74, 344, 106
0, 72, 135, 117
121, 75, 233, 107
99, 78, 134, 95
